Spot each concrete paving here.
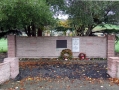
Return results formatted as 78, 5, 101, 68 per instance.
0, 78, 119, 90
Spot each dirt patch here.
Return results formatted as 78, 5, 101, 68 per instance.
15, 61, 110, 81
0, 52, 7, 63
0, 60, 111, 90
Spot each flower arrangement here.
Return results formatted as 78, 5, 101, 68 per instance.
59, 49, 73, 60
78, 53, 86, 60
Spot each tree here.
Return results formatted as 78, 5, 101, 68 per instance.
65, 1, 119, 36
55, 19, 73, 36
46, 0, 67, 16
0, 0, 55, 37
57, 20, 71, 28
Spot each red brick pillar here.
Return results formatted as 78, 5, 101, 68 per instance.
107, 35, 115, 58
7, 35, 16, 57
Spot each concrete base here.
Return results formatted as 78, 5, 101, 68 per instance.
107, 57, 119, 78
0, 62, 10, 84
4, 57, 19, 79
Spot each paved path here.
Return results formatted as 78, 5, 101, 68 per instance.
0, 78, 119, 90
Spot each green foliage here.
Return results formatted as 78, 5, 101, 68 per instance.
0, 0, 55, 36
93, 24, 119, 33
0, 30, 22, 39
65, 1, 119, 36
1, 0, 119, 36
55, 26, 73, 36
46, 0, 66, 14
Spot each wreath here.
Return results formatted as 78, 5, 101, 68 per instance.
59, 49, 73, 60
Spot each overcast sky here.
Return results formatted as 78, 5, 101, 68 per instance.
54, 14, 69, 20
57, 14, 69, 20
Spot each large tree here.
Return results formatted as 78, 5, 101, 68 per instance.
45, 1, 119, 36
65, 1, 119, 36
46, 0, 67, 16
0, 0, 55, 37
54, 19, 73, 36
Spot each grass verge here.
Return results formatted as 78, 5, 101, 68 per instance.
0, 38, 7, 53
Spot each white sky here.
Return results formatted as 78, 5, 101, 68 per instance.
55, 14, 69, 20
58, 14, 69, 20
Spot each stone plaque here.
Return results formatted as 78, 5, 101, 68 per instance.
72, 38, 79, 52
56, 40, 67, 48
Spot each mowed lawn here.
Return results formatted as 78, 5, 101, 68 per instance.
0, 38, 119, 53
0, 38, 7, 53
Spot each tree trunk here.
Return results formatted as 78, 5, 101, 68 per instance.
24, 26, 28, 36
31, 24, 36, 36
85, 25, 93, 36
76, 25, 85, 36
37, 28, 42, 36
27, 25, 31, 36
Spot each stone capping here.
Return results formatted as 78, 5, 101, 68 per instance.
109, 57, 119, 59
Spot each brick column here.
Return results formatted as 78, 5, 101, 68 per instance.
107, 35, 115, 58
7, 35, 16, 57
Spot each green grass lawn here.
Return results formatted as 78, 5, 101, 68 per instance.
0, 38, 8, 53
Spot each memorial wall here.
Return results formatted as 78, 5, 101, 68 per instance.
14, 36, 107, 58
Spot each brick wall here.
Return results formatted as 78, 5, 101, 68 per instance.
0, 62, 10, 84
7, 35, 16, 57
107, 35, 115, 57
14, 36, 107, 58
79, 36, 107, 58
